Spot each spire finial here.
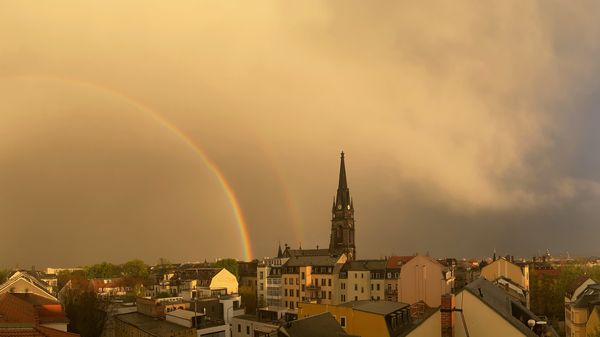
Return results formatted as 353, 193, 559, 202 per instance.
341, 151, 344, 158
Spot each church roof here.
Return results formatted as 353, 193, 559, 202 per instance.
284, 255, 341, 267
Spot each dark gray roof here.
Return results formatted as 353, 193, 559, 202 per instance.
338, 300, 409, 315
278, 312, 356, 337
573, 285, 600, 308
115, 312, 193, 337
284, 255, 340, 268
465, 279, 558, 337
341, 260, 387, 272
285, 249, 333, 258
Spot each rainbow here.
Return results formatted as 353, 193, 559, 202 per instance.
1, 75, 254, 260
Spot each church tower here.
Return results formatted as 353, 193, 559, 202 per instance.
329, 151, 356, 260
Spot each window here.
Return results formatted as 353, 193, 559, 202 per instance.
301, 272, 305, 280
340, 316, 346, 328
314, 278, 318, 285
285, 289, 288, 296
354, 296, 358, 301
260, 283, 264, 291
341, 294, 346, 302
321, 279, 326, 286
296, 290, 299, 297
371, 284, 373, 291
377, 284, 380, 291
328, 291, 332, 299
285, 301, 288, 307
361, 273, 364, 279
246, 326, 250, 335
284, 278, 287, 285
354, 284, 358, 291
302, 285, 305, 291
354, 273, 357, 279
361, 287, 364, 293
321, 290, 326, 298
259, 272, 264, 279
290, 302, 294, 309
328, 279, 332, 287
341, 283, 345, 290
238, 324, 241, 333
387, 272, 392, 278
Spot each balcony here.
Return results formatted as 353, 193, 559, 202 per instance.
306, 285, 321, 291
385, 289, 398, 295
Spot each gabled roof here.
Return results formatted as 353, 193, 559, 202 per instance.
90, 278, 125, 290
278, 312, 355, 337
386, 256, 415, 269
0, 274, 55, 301
339, 300, 409, 315
573, 285, 600, 309
0, 293, 68, 325
566, 276, 596, 298
464, 279, 557, 337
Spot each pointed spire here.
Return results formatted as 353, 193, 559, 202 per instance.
338, 151, 348, 191
335, 151, 350, 208
277, 241, 283, 258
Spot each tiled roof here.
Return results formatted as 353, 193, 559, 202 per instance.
0, 294, 67, 325
0, 326, 78, 337
386, 256, 415, 269
0, 294, 37, 324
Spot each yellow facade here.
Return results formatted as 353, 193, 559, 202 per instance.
566, 306, 590, 337
480, 258, 529, 291
298, 303, 390, 337
586, 306, 600, 337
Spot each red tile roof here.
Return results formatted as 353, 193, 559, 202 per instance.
0, 326, 79, 337
0, 294, 37, 323
0, 294, 68, 325
386, 256, 415, 269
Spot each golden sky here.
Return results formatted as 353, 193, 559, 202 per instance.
1, 1, 600, 267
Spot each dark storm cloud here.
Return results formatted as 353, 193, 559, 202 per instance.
1, 1, 600, 268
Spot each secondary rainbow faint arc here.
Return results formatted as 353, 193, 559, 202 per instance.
3, 75, 254, 261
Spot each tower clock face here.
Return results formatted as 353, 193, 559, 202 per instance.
337, 205, 342, 210
347, 205, 350, 210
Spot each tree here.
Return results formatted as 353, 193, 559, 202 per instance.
239, 285, 257, 315
122, 259, 149, 281
213, 258, 239, 279
63, 289, 107, 337
85, 262, 122, 279
0, 269, 10, 284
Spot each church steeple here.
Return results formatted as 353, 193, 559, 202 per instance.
329, 151, 356, 260
335, 151, 351, 210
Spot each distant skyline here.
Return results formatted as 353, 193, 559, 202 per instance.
2, 1, 600, 268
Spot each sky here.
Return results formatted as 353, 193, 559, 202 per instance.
1, 1, 600, 268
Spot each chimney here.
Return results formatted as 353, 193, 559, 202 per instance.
441, 294, 454, 337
